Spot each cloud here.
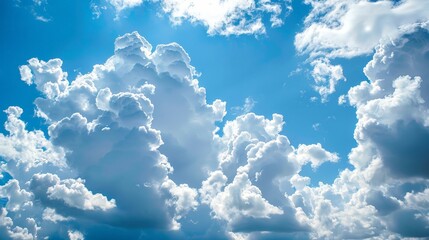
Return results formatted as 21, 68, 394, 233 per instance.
231, 97, 256, 115
159, 0, 292, 35
202, 113, 332, 237
0, 31, 227, 239
105, 0, 292, 35
337, 94, 347, 105
3, 26, 429, 239
2, 39, 339, 237
42, 208, 73, 223
68, 230, 84, 240
291, 143, 339, 169
310, 58, 346, 102
31, 173, 116, 211
289, 26, 429, 239
108, 0, 143, 13
295, 0, 429, 58
348, 27, 429, 176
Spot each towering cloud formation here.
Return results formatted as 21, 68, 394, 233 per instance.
1, 28, 429, 239
2, 31, 227, 239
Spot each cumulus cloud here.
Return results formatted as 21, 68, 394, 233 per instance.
32, 173, 116, 211
287, 26, 429, 239
295, 0, 429, 58
159, 0, 292, 35
3, 26, 429, 239
200, 113, 335, 238
291, 143, 339, 169
348, 27, 429, 175
0, 31, 339, 238
0, 31, 224, 239
105, 0, 292, 35
310, 58, 346, 102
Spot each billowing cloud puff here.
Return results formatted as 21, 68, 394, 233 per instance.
310, 58, 346, 102
295, 0, 429, 58
31, 173, 116, 211
200, 113, 338, 238
348, 27, 429, 176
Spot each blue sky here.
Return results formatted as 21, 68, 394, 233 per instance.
1, 0, 429, 239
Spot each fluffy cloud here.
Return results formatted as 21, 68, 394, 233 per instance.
295, 0, 429, 58
32, 173, 116, 211
159, 0, 292, 35
3, 26, 429, 239
348, 27, 429, 176
68, 230, 84, 240
288, 26, 429, 239
1, 31, 226, 239
291, 143, 339, 169
200, 113, 335, 238
0, 31, 340, 239
105, 0, 292, 35
310, 58, 346, 102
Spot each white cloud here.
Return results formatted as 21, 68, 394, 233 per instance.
202, 113, 335, 236
0, 106, 67, 178
68, 230, 84, 240
159, 0, 291, 35
34, 173, 116, 211
348, 28, 429, 176
338, 94, 347, 105
19, 58, 69, 100
310, 58, 346, 102
291, 143, 339, 169
3, 26, 429, 239
42, 208, 73, 223
0, 180, 33, 212
106, 0, 292, 35
108, 0, 143, 13
1, 31, 229, 239
0, 209, 35, 240
210, 172, 283, 221
287, 26, 429, 239
161, 178, 198, 229
295, 0, 429, 58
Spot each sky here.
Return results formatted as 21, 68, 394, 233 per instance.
0, 0, 428, 239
